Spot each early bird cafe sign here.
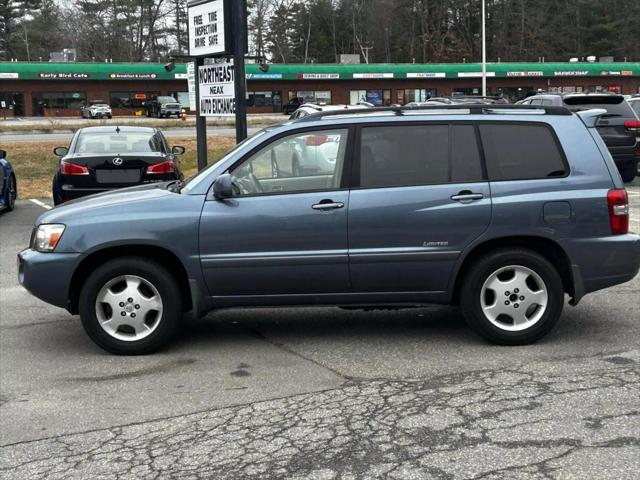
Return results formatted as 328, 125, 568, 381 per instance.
198, 62, 235, 116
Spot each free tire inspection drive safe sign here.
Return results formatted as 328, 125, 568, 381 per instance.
188, 0, 229, 57
198, 62, 235, 116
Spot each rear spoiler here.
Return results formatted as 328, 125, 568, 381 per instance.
576, 108, 608, 128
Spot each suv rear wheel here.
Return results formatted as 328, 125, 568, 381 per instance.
78, 257, 182, 354
460, 248, 564, 345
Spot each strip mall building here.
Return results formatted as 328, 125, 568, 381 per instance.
1, 61, 639, 117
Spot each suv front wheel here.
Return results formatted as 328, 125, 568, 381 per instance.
460, 248, 564, 345
78, 257, 182, 354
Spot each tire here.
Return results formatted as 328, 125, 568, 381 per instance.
5, 174, 16, 211
78, 257, 182, 355
620, 165, 636, 183
460, 248, 564, 345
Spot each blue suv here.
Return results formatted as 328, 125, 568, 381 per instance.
18, 105, 640, 354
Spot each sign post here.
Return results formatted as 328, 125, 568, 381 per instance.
188, 0, 247, 170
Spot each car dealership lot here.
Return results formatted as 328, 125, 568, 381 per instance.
1, 182, 639, 478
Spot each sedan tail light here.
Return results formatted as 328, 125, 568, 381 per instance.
305, 134, 328, 146
146, 161, 176, 175
624, 120, 640, 132
607, 189, 629, 235
60, 161, 89, 175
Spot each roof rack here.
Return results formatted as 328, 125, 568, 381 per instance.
296, 104, 573, 122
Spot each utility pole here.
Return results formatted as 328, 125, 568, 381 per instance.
481, 0, 487, 96
232, 0, 248, 142
194, 56, 208, 171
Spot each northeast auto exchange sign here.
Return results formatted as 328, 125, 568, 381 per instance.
198, 63, 235, 116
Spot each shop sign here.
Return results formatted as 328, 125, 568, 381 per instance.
507, 71, 543, 77
198, 62, 235, 116
0, 73, 19, 79
247, 73, 283, 80
406, 72, 446, 78
553, 71, 588, 76
38, 72, 90, 79
297, 73, 339, 80
458, 72, 496, 78
109, 73, 158, 80
352, 73, 394, 79
188, 0, 231, 57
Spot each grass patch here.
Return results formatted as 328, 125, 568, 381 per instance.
9, 136, 236, 199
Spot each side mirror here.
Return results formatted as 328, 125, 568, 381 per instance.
171, 145, 185, 155
213, 173, 233, 199
53, 147, 68, 157
0, 149, 5, 160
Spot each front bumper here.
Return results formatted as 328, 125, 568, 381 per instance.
18, 248, 81, 310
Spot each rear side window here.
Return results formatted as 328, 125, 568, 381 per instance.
359, 124, 484, 188
479, 124, 568, 181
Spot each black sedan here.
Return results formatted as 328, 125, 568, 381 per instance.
52, 126, 185, 205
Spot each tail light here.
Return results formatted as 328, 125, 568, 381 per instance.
624, 120, 640, 132
60, 161, 89, 175
607, 189, 629, 235
305, 134, 328, 146
146, 161, 176, 175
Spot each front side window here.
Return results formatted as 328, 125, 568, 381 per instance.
479, 124, 568, 180
230, 129, 348, 196
359, 124, 484, 189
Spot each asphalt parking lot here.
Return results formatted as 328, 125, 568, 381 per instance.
0, 181, 639, 479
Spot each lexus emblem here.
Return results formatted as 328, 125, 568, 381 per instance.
112, 157, 123, 166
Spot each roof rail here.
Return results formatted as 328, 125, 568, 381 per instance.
296, 104, 573, 122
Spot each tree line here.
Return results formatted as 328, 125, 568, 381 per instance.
1, 0, 638, 63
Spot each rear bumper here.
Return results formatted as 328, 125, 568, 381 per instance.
59, 180, 174, 201
18, 248, 81, 310
560, 234, 640, 299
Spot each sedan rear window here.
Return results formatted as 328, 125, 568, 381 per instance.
75, 132, 162, 154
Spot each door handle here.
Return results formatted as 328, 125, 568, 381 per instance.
312, 200, 344, 210
450, 192, 484, 203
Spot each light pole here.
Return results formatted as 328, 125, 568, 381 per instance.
481, 0, 487, 96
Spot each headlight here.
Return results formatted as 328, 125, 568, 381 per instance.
33, 224, 65, 252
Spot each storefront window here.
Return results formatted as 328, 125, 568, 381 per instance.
401, 89, 436, 104
548, 86, 584, 94
109, 92, 159, 109
168, 91, 190, 108
288, 90, 332, 105
350, 90, 391, 106
32, 92, 86, 110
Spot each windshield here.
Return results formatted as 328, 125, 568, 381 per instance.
75, 131, 162, 154
91, 103, 109, 108
158, 97, 177, 103
180, 130, 268, 193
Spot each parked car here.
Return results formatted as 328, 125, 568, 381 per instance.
80, 100, 112, 119
0, 148, 17, 212
520, 93, 639, 182
18, 104, 640, 354
51, 126, 185, 205
283, 97, 304, 115
628, 95, 640, 117
427, 95, 509, 105
145, 95, 183, 118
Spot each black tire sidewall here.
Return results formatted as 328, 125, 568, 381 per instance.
78, 257, 182, 355
461, 248, 564, 345
6, 175, 16, 210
